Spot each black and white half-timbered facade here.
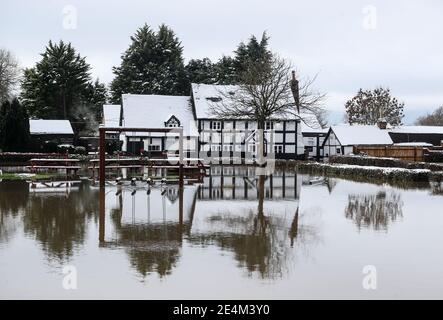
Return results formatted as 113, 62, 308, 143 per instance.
104, 84, 305, 160
190, 83, 305, 160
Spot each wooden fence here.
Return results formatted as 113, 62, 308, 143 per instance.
353, 146, 425, 162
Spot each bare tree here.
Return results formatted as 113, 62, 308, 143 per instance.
0, 49, 20, 103
416, 106, 443, 126
208, 55, 326, 164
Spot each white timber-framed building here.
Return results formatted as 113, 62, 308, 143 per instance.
103, 83, 306, 160
322, 125, 393, 158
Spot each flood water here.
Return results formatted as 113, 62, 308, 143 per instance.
1, 165, 443, 299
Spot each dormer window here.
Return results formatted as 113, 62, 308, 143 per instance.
165, 115, 181, 128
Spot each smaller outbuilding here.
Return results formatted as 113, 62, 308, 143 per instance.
322, 125, 393, 158
29, 119, 75, 151
389, 126, 443, 146
299, 112, 328, 161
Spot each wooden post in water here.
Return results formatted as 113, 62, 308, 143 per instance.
179, 128, 184, 188
99, 187, 105, 244
99, 126, 106, 188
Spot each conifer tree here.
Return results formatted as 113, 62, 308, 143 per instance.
21, 40, 92, 121
110, 24, 188, 103
0, 98, 30, 152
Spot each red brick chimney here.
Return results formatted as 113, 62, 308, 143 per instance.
377, 118, 387, 130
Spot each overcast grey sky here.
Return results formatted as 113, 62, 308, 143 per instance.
1, 0, 442, 124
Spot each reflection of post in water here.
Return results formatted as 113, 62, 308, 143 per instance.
257, 175, 265, 217
288, 207, 299, 247
177, 186, 184, 242
99, 187, 105, 244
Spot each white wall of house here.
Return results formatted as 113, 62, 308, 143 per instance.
323, 131, 353, 157
198, 119, 304, 159
303, 135, 326, 159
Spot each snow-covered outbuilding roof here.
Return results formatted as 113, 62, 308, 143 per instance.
389, 126, 443, 134
103, 104, 121, 127
29, 119, 74, 135
329, 125, 393, 146
122, 94, 198, 136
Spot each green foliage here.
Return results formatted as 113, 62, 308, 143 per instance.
185, 58, 217, 84
0, 98, 30, 152
21, 40, 93, 121
185, 32, 272, 86
345, 87, 404, 126
110, 24, 188, 103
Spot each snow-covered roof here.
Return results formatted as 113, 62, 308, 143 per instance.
29, 120, 74, 135
393, 142, 434, 147
330, 125, 393, 146
122, 94, 198, 136
299, 112, 327, 133
191, 83, 239, 119
103, 104, 121, 127
191, 83, 295, 120
389, 126, 443, 134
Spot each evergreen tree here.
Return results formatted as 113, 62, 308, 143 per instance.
0, 98, 30, 152
21, 40, 92, 121
110, 24, 188, 103
185, 58, 217, 84
214, 56, 237, 84
83, 79, 108, 119
345, 87, 404, 126
71, 78, 108, 136
232, 32, 272, 81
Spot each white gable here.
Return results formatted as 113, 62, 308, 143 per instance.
103, 104, 121, 127
29, 120, 74, 135
122, 94, 198, 136
331, 125, 393, 145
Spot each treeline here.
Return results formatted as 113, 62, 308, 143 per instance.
0, 23, 273, 144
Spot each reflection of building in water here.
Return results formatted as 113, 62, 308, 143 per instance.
0, 181, 99, 261
199, 166, 300, 200
99, 168, 318, 280
104, 185, 198, 277
345, 190, 403, 231
189, 168, 304, 279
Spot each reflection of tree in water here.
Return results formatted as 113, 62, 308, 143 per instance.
188, 176, 319, 280
22, 183, 99, 261
430, 182, 443, 196
107, 189, 195, 279
0, 181, 29, 243
345, 190, 403, 231
115, 223, 184, 278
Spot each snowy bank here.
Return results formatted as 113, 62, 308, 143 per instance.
297, 162, 443, 183
329, 155, 443, 171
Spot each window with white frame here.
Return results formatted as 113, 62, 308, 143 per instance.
211, 121, 222, 130
148, 145, 160, 151
274, 145, 283, 153
223, 145, 233, 152
211, 145, 221, 151
336, 148, 341, 154
265, 121, 273, 130
248, 144, 256, 153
